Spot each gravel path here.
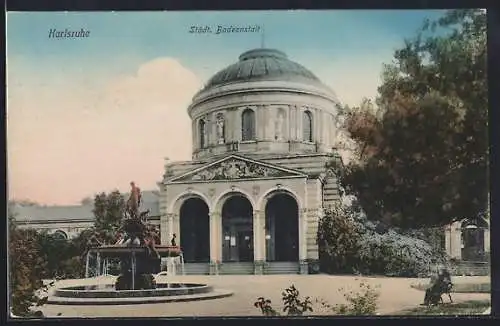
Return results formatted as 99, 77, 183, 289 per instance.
40, 275, 490, 317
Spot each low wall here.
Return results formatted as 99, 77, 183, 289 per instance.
449, 261, 490, 276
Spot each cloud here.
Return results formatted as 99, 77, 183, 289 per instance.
7, 58, 201, 205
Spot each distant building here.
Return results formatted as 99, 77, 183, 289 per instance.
12, 191, 161, 239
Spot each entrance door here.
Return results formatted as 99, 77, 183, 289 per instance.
238, 231, 254, 262
221, 194, 254, 262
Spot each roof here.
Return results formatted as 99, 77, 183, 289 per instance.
203, 48, 322, 90
12, 190, 160, 223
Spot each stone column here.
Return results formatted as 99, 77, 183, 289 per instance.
299, 208, 308, 274
253, 210, 265, 274
298, 107, 303, 141
192, 119, 197, 150
314, 108, 321, 143
444, 225, 452, 257
256, 106, 265, 140
160, 215, 169, 245
209, 211, 222, 274
447, 221, 462, 259
166, 213, 179, 245
288, 105, 295, 140
484, 228, 490, 253
234, 108, 242, 141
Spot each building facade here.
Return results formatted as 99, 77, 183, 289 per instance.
158, 48, 343, 274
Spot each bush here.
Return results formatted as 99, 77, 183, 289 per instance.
317, 282, 380, 315
8, 218, 49, 317
317, 203, 362, 274
255, 283, 380, 316
254, 284, 313, 316
318, 194, 447, 277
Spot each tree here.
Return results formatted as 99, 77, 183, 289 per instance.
336, 9, 487, 229
8, 212, 48, 317
36, 231, 80, 279
9, 199, 41, 207
80, 196, 93, 205
92, 190, 126, 244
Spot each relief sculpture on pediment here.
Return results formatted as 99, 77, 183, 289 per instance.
187, 158, 290, 181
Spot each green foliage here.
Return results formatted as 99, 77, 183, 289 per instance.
317, 203, 362, 273
282, 285, 314, 316
336, 9, 488, 229
92, 190, 126, 244
397, 299, 490, 315
36, 231, 81, 279
317, 282, 380, 315
254, 284, 313, 317
255, 283, 380, 316
317, 197, 446, 277
8, 214, 49, 317
254, 298, 280, 316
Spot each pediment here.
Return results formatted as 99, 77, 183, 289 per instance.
168, 155, 307, 183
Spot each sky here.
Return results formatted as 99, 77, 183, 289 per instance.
6, 10, 448, 205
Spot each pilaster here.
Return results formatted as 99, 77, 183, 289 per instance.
253, 210, 265, 262
160, 215, 169, 245
484, 228, 490, 253
257, 105, 265, 140
299, 208, 308, 261
209, 211, 222, 269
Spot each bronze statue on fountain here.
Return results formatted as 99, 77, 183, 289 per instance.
84, 182, 182, 291
113, 182, 161, 290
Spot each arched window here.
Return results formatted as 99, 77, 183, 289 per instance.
53, 230, 68, 240
199, 119, 206, 148
241, 109, 256, 141
303, 110, 313, 142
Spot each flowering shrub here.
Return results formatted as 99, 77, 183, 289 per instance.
318, 194, 447, 277
254, 284, 313, 316
255, 283, 380, 316
317, 282, 380, 315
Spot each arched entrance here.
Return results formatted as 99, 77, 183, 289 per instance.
461, 217, 488, 262
179, 197, 210, 263
221, 194, 254, 262
265, 193, 299, 261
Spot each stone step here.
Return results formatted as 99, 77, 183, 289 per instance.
264, 262, 299, 275
183, 263, 210, 275
219, 263, 254, 275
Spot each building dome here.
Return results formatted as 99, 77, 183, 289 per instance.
188, 48, 340, 160
203, 48, 322, 90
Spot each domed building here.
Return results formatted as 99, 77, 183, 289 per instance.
11, 48, 489, 276
159, 48, 344, 275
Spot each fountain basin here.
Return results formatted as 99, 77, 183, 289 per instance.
54, 283, 212, 298
47, 281, 233, 305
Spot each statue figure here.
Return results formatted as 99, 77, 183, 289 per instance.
216, 115, 225, 144
127, 181, 142, 219
171, 233, 177, 247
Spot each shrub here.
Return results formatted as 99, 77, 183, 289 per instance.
255, 283, 380, 316
254, 284, 313, 316
318, 194, 447, 277
8, 218, 49, 317
317, 203, 362, 274
317, 281, 380, 315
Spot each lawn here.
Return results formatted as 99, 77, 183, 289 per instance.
395, 300, 490, 316
410, 282, 490, 293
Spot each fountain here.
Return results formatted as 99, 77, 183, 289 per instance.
47, 182, 232, 305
